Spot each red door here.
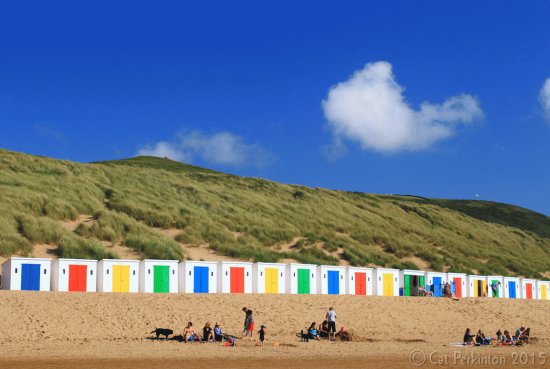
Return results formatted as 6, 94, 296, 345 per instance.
526, 283, 533, 299
68, 265, 87, 292
230, 267, 244, 293
355, 272, 366, 295
453, 277, 462, 297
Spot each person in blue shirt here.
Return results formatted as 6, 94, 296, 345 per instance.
308, 322, 320, 340
214, 322, 223, 342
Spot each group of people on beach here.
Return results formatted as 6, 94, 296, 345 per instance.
305, 307, 347, 341
180, 306, 266, 346
463, 326, 530, 346
419, 282, 455, 298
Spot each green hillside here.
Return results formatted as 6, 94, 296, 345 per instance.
1, 149, 549, 278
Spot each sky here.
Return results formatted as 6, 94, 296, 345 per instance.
1, 1, 549, 215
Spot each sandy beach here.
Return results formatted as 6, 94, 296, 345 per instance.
0, 291, 549, 368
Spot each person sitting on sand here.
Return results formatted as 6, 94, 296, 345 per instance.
183, 322, 200, 342
319, 320, 329, 339
519, 328, 530, 342
202, 322, 214, 342
418, 286, 433, 297
496, 329, 505, 343
503, 330, 513, 343
443, 282, 453, 298
214, 322, 223, 342
463, 328, 475, 345
308, 322, 320, 340
335, 326, 350, 341
475, 329, 491, 345
514, 326, 525, 341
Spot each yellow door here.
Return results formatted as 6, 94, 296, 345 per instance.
112, 265, 130, 292
383, 273, 394, 296
541, 285, 547, 300
265, 268, 278, 294
472, 281, 478, 297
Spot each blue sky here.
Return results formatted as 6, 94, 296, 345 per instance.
1, 1, 549, 214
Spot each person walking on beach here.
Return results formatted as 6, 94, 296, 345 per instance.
326, 307, 337, 341
242, 307, 255, 338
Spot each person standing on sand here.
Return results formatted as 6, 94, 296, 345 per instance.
326, 307, 337, 341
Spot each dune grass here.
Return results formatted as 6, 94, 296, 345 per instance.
1, 149, 549, 278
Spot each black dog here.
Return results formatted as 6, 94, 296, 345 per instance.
150, 328, 173, 340
299, 330, 309, 342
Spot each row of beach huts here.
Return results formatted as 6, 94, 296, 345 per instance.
1, 257, 549, 300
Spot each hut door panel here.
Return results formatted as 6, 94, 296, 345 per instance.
433, 277, 442, 297
265, 268, 278, 294
21, 264, 40, 291
382, 273, 393, 296
230, 267, 244, 293
355, 272, 366, 295
327, 271, 339, 294
508, 281, 516, 298
153, 265, 170, 293
69, 265, 87, 292
541, 285, 547, 300
112, 265, 130, 292
526, 283, 533, 299
297, 268, 310, 294
453, 278, 462, 298
193, 266, 209, 293
403, 275, 411, 296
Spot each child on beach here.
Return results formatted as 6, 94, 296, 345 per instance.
258, 325, 266, 346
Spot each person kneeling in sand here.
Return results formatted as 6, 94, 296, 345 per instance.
183, 322, 200, 342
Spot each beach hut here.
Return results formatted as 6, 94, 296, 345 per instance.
426, 271, 448, 297
399, 270, 425, 297
252, 263, 286, 294
317, 265, 346, 295
285, 263, 317, 294
347, 267, 373, 296
536, 280, 550, 300
218, 261, 252, 294
468, 275, 487, 297
521, 278, 536, 300
0, 257, 51, 291
503, 277, 520, 299
179, 261, 218, 293
373, 268, 399, 297
97, 259, 139, 293
52, 259, 97, 292
447, 272, 467, 298
139, 260, 178, 293
486, 275, 504, 298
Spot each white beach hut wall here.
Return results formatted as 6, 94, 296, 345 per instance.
347, 267, 373, 296
1, 257, 52, 291
399, 269, 425, 297
285, 263, 318, 294
139, 259, 178, 293
317, 265, 346, 295
446, 272, 467, 298
373, 268, 399, 296
503, 277, 520, 299
467, 275, 488, 297
97, 259, 140, 293
52, 258, 97, 292
486, 275, 504, 298
521, 278, 536, 300
179, 261, 218, 293
252, 262, 286, 294
536, 280, 550, 300
217, 261, 252, 294
425, 271, 448, 297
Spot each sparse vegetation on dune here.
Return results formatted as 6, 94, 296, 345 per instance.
1, 149, 549, 277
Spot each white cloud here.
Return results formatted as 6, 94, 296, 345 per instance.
322, 61, 483, 154
539, 77, 550, 122
137, 130, 273, 168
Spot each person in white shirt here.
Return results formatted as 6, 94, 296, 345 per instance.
326, 307, 337, 341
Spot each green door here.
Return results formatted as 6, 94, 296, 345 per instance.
404, 275, 411, 296
297, 268, 310, 294
153, 265, 170, 293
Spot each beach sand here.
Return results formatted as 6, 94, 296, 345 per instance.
0, 291, 548, 368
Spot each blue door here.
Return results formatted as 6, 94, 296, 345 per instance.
193, 266, 209, 293
433, 277, 442, 297
327, 271, 339, 294
21, 264, 40, 291
508, 281, 516, 298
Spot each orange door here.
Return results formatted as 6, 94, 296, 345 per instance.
355, 272, 366, 295
230, 267, 245, 293
453, 277, 462, 297
68, 265, 87, 292
526, 283, 533, 299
